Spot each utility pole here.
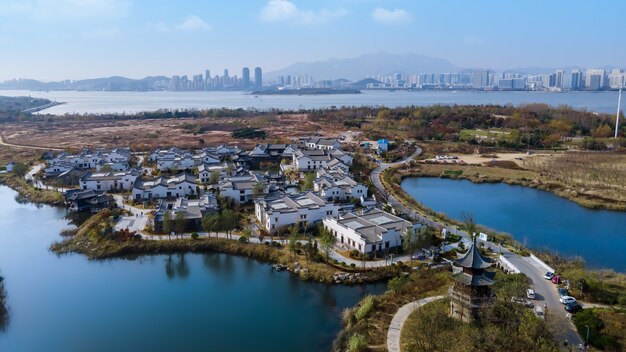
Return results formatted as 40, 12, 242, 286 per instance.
616, 87, 622, 140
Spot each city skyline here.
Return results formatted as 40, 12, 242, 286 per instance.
1, 0, 626, 81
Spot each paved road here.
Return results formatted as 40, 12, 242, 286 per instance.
505, 252, 583, 347
387, 296, 445, 352
370, 145, 582, 347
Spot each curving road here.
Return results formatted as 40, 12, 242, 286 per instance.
371, 145, 582, 347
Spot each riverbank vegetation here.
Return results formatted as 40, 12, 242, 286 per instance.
400, 298, 559, 352
333, 269, 451, 351
0, 275, 8, 331
398, 271, 557, 352
50, 209, 406, 284
0, 173, 63, 205
573, 308, 625, 351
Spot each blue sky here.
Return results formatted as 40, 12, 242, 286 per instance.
0, 0, 624, 81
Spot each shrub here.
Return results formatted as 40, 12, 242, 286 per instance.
349, 249, 360, 258
355, 296, 375, 321
350, 263, 356, 268
238, 236, 248, 243
387, 276, 408, 295
191, 233, 199, 240
348, 333, 367, 352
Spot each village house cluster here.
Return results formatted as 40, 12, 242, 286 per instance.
53, 136, 412, 255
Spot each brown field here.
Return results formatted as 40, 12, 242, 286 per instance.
0, 114, 337, 152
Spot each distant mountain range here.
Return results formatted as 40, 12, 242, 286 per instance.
0, 76, 171, 91
266, 52, 460, 81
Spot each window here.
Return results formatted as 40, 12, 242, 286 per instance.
274, 217, 278, 223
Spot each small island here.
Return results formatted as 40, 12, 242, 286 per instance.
251, 88, 361, 95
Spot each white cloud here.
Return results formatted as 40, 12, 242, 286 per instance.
0, 0, 132, 20
464, 35, 484, 46
371, 8, 410, 24
177, 15, 212, 32
150, 16, 212, 33
260, 0, 347, 25
82, 26, 121, 39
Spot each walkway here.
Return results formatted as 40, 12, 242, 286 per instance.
387, 295, 445, 352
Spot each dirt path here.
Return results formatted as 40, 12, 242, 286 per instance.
0, 132, 64, 151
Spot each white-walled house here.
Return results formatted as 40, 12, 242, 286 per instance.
132, 173, 198, 200
313, 176, 368, 202
157, 155, 195, 172
193, 151, 220, 165
219, 175, 266, 204
304, 137, 341, 150
255, 192, 339, 233
323, 208, 414, 254
197, 162, 235, 183
292, 150, 332, 171
79, 170, 140, 192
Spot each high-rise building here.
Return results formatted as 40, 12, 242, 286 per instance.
254, 67, 262, 88
471, 70, 489, 89
242, 67, 250, 88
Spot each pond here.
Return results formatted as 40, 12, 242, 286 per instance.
0, 186, 384, 351
401, 177, 626, 272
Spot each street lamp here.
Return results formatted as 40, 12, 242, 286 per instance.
585, 324, 590, 346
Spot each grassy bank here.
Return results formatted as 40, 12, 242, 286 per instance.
332, 269, 451, 352
536, 253, 626, 307
0, 173, 63, 205
50, 210, 404, 285
390, 162, 626, 211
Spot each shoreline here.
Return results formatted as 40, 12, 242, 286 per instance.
0, 175, 64, 205
392, 163, 626, 211
49, 210, 404, 285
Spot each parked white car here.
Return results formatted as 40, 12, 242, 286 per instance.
526, 288, 536, 300
559, 296, 577, 305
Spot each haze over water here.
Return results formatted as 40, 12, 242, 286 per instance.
0, 90, 621, 115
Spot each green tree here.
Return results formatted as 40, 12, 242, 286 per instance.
252, 181, 265, 198
100, 164, 113, 173
163, 211, 173, 237
12, 162, 28, 177
201, 213, 217, 237
592, 124, 613, 138
175, 211, 186, 236
318, 227, 336, 263
208, 171, 220, 185
288, 224, 300, 261
301, 172, 316, 191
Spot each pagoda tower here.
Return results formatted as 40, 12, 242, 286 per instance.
449, 236, 495, 322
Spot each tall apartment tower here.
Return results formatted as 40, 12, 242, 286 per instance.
242, 67, 250, 88
471, 70, 489, 89
254, 67, 263, 88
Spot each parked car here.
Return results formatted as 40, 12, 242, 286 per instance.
526, 289, 536, 300
557, 287, 569, 298
551, 275, 562, 284
533, 306, 545, 320
544, 272, 555, 280
511, 296, 534, 308
559, 296, 576, 305
565, 302, 583, 313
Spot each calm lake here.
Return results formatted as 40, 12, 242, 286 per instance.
0, 186, 384, 352
401, 177, 626, 272
0, 89, 622, 114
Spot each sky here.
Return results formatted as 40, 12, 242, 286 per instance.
0, 0, 625, 81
